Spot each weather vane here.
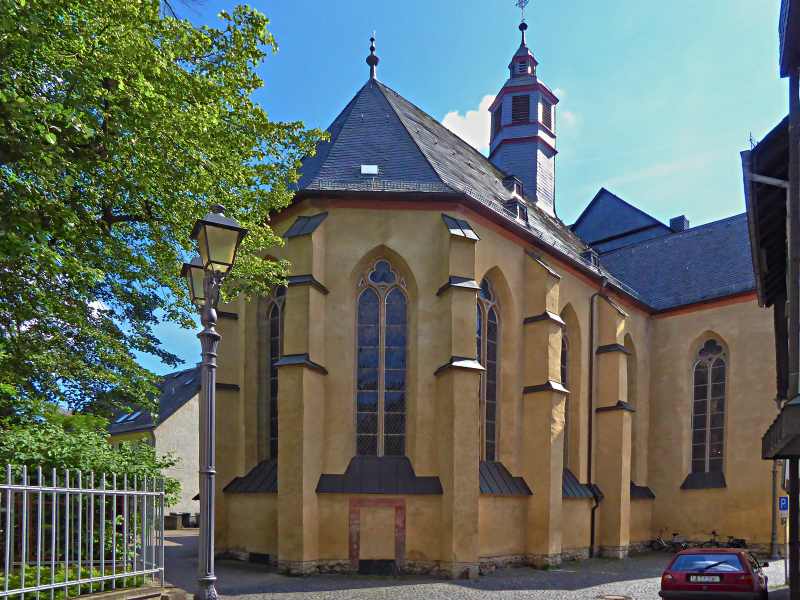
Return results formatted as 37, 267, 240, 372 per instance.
515, 0, 530, 22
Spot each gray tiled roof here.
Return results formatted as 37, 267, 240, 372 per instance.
562, 469, 596, 499
108, 367, 199, 435
295, 79, 646, 300
295, 78, 753, 312
316, 456, 442, 495
479, 461, 532, 496
599, 214, 755, 311
224, 459, 277, 494
571, 188, 672, 253
630, 481, 656, 500
297, 80, 584, 253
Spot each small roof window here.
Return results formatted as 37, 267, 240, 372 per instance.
360, 164, 379, 175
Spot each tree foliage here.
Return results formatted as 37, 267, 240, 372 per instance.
0, 0, 324, 416
0, 411, 181, 504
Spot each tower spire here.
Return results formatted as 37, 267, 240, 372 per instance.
366, 33, 379, 80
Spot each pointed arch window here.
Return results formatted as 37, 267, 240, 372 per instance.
266, 286, 286, 459
356, 260, 407, 457
477, 279, 499, 461
691, 339, 726, 474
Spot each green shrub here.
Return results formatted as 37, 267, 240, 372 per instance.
0, 564, 147, 599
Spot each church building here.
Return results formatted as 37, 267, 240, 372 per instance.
210, 21, 780, 577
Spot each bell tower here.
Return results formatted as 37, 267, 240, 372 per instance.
488, 16, 559, 216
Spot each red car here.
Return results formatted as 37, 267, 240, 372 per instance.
659, 547, 769, 599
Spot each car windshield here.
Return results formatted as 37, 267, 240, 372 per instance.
671, 554, 744, 572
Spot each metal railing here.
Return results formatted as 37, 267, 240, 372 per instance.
0, 465, 165, 599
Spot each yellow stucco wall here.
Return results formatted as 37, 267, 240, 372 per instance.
649, 299, 779, 545
478, 496, 527, 558
562, 499, 592, 554
211, 198, 778, 572
316, 495, 442, 563
630, 500, 653, 544
224, 493, 277, 556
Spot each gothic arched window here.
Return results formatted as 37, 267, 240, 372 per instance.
561, 332, 569, 465
266, 286, 286, 459
691, 339, 727, 474
477, 279, 499, 461
356, 260, 407, 457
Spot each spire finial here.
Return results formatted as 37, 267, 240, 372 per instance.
366, 32, 379, 80
515, 0, 530, 45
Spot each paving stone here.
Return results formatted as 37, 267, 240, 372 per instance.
164, 533, 787, 600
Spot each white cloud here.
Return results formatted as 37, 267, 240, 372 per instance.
553, 87, 567, 99
441, 95, 496, 154
561, 109, 578, 127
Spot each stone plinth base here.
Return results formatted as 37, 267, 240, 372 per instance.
529, 553, 563, 568
561, 547, 590, 562
277, 559, 322, 575
628, 541, 653, 555
599, 545, 629, 559
478, 554, 528, 574
440, 561, 480, 579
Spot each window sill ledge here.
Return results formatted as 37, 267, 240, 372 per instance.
680, 471, 726, 490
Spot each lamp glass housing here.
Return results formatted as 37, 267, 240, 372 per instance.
191, 206, 247, 275
196, 225, 241, 274
181, 258, 206, 307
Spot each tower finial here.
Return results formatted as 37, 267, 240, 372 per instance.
515, 0, 530, 45
366, 32, 379, 80
515, 0, 530, 22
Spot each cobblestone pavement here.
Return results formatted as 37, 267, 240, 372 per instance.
164, 531, 787, 600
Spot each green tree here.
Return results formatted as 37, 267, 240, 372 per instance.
0, 0, 323, 418
0, 411, 181, 504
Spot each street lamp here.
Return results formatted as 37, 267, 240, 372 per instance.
182, 204, 247, 600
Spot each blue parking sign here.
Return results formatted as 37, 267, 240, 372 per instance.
780, 495, 790, 517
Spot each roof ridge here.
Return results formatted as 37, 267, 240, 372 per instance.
573, 187, 665, 232
600, 212, 748, 256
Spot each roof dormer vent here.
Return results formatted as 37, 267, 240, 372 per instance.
504, 198, 528, 223
502, 175, 524, 197
581, 248, 600, 268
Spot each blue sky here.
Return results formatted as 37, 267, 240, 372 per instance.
140, 0, 789, 373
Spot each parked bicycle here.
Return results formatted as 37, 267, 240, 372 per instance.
725, 535, 748, 548
699, 530, 722, 548
651, 531, 689, 552
697, 530, 747, 549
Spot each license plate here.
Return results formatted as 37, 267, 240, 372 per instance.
689, 575, 721, 583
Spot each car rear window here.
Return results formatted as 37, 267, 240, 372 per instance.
671, 554, 744, 572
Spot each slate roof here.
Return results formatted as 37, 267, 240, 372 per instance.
479, 461, 532, 496
316, 456, 442, 495
562, 469, 597, 499
294, 77, 754, 312
108, 367, 200, 435
630, 481, 656, 500
598, 214, 755, 311
299, 80, 613, 267
224, 459, 278, 494
571, 188, 672, 253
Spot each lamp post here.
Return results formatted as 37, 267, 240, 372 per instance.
182, 205, 247, 600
